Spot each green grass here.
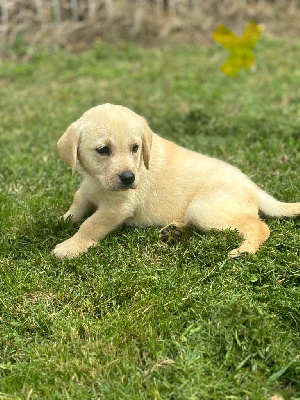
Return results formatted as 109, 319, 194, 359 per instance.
0, 37, 300, 399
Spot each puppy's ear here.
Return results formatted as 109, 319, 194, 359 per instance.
142, 123, 153, 170
57, 123, 80, 175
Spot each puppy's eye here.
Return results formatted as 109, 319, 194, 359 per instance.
132, 144, 139, 153
96, 146, 110, 155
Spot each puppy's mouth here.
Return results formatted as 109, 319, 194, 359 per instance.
118, 182, 137, 191
100, 181, 138, 191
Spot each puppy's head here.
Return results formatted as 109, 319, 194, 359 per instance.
57, 104, 153, 191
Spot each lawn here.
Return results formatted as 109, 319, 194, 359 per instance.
0, 36, 299, 399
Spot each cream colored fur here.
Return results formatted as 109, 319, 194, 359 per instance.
52, 104, 300, 259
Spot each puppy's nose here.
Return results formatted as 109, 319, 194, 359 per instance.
118, 171, 135, 186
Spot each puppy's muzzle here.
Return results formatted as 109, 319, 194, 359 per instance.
118, 171, 135, 187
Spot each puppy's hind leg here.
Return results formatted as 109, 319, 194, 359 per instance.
159, 221, 192, 244
226, 216, 270, 258
186, 200, 270, 258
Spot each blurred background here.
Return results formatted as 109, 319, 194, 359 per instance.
1, 0, 300, 59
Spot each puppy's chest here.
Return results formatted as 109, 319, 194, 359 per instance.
124, 197, 173, 227
86, 188, 129, 210
125, 210, 160, 227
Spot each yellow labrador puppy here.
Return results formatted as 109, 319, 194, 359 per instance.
53, 103, 300, 259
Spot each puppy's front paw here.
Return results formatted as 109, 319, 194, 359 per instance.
228, 248, 249, 259
52, 236, 96, 259
61, 211, 77, 222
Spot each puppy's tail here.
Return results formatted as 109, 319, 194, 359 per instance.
258, 190, 300, 218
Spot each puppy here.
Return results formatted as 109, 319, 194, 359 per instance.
53, 103, 300, 259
